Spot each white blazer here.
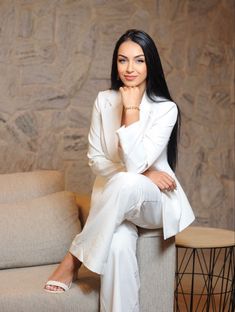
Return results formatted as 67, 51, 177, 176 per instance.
87, 90, 195, 239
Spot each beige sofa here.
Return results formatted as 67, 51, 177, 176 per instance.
0, 170, 175, 312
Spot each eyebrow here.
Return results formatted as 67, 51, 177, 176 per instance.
118, 54, 145, 59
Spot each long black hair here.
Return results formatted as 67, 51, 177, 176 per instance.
110, 29, 181, 172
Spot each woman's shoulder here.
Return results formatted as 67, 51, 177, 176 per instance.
97, 89, 119, 101
146, 95, 178, 123
149, 95, 177, 113
95, 89, 120, 109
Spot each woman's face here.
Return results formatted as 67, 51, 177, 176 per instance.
117, 40, 147, 90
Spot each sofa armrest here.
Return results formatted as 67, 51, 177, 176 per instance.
138, 227, 163, 237
137, 230, 175, 312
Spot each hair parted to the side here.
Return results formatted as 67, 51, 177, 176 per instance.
110, 29, 181, 172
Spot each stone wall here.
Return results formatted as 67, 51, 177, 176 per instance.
0, 0, 234, 230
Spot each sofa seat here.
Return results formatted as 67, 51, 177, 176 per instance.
0, 264, 100, 312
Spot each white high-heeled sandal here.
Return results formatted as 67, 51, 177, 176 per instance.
44, 280, 72, 293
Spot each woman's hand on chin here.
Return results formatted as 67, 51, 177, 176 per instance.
119, 86, 142, 109
143, 170, 177, 192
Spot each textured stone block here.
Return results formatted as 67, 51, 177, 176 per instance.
33, 15, 54, 41
0, 113, 8, 125
63, 129, 88, 160
71, 78, 110, 108
67, 108, 90, 128
61, 53, 91, 95
35, 133, 63, 169
21, 64, 61, 85
188, 0, 220, 15
18, 7, 33, 38
15, 112, 38, 138
55, 4, 92, 65
0, 144, 35, 174
37, 110, 68, 133
20, 86, 70, 110
65, 160, 94, 194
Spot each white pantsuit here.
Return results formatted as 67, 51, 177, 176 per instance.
69, 90, 195, 312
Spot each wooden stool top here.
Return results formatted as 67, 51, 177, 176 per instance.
175, 226, 235, 248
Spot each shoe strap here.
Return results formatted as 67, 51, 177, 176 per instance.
46, 280, 71, 291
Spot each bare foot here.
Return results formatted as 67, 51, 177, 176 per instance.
44, 252, 81, 292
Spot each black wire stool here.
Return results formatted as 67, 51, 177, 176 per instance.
174, 227, 235, 312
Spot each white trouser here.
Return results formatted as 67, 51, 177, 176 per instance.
100, 221, 139, 312
70, 172, 163, 312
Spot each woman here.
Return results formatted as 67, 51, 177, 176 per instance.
44, 29, 195, 311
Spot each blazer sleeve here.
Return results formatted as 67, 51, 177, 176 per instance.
87, 94, 124, 178
116, 102, 178, 173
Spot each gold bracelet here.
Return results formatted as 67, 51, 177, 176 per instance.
124, 106, 140, 111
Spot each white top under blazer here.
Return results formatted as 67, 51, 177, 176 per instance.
87, 90, 195, 239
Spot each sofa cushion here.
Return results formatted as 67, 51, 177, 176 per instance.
0, 191, 81, 269
0, 264, 100, 312
0, 170, 64, 204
